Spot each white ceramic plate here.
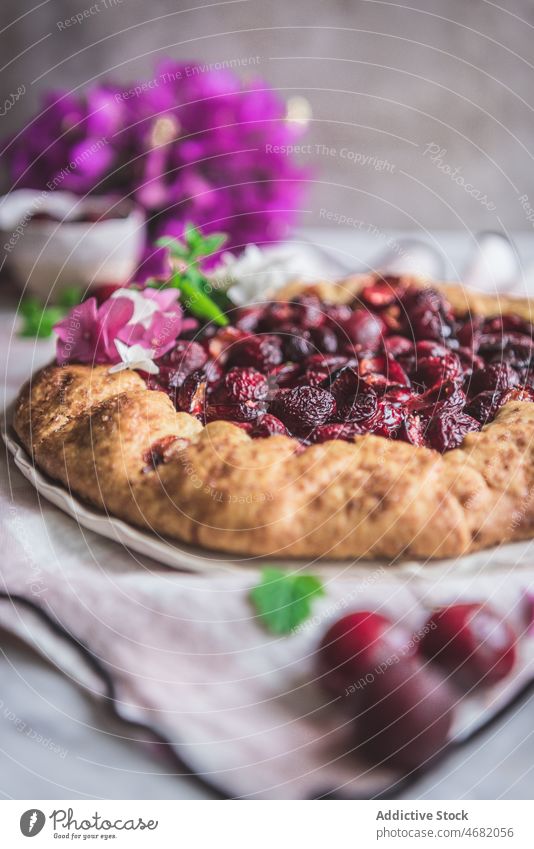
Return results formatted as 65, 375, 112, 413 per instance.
4, 413, 534, 582
2, 418, 244, 574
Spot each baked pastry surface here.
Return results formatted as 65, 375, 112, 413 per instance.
13, 275, 534, 560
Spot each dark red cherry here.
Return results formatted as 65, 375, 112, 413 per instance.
420, 603, 517, 689
467, 363, 518, 397
91, 283, 122, 305
356, 659, 455, 769
424, 410, 480, 452
343, 310, 386, 348
270, 386, 336, 433
384, 335, 414, 358
360, 277, 403, 309
316, 612, 416, 698
250, 414, 289, 438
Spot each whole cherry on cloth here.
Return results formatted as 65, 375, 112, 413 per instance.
316, 611, 416, 699
419, 603, 517, 689
355, 659, 456, 769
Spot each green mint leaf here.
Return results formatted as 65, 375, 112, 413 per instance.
19, 299, 64, 338
197, 232, 227, 255
19, 297, 40, 317
152, 231, 233, 324
184, 221, 202, 247
58, 286, 83, 309
250, 568, 325, 635
183, 224, 208, 261
181, 224, 228, 259
170, 272, 229, 326
155, 236, 189, 259
185, 266, 206, 288
36, 308, 64, 338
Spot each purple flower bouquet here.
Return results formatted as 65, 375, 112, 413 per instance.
3, 60, 309, 259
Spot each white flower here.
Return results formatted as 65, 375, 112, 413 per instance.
109, 288, 160, 328
210, 243, 330, 306
108, 339, 160, 375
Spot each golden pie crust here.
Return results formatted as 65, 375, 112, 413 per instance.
13, 275, 534, 561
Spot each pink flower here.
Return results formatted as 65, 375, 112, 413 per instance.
54, 287, 197, 366
115, 288, 195, 358
55, 296, 134, 365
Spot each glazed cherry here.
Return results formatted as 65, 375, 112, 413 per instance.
150, 281, 534, 448
356, 659, 456, 769
360, 278, 401, 309
250, 413, 288, 438
384, 335, 414, 358
424, 410, 479, 452
420, 603, 517, 689
177, 370, 206, 415
162, 340, 207, 375
342, 310, 386, 348
270, 385, 336, 433
228, 334, 283, 371
331, 368, 378, 423
465, 391, 503, 424
468, 363, 518, 396
311, 422, 365, 443
413, 353, 462, 388
224, 367, 268, 402
316, 612, 416, 698
400, 286, 454, 341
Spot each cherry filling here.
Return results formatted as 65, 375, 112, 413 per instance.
146, 277, 534, 451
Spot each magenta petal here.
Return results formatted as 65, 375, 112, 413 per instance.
55, 298, 99, 365
53, 287, 190, 367
134, 246, 172, 286
117, 308, 183, 356
67, 138, 114, 181
142, 287, 180, 310
97, 297, 135, 361
5, 60, 310, 251
181, 317, 199, 333
117, 322, 145, 347
86, 87, 124, 137
150, 312, 184, 356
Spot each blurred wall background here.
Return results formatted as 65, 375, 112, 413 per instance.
1, 0, 534, 233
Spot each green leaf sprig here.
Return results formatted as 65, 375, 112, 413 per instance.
19, 287, 83, 338
250, 567, 325, 635
155, 224, 230, 326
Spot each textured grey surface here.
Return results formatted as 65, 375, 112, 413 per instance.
1, 629, 534, 800
0, 629, 214, 800
2, 0, 534, 230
